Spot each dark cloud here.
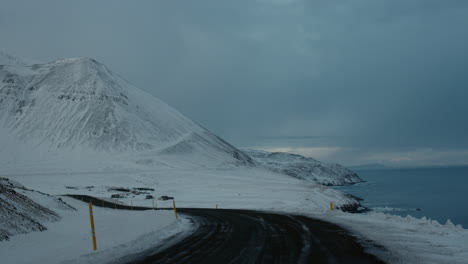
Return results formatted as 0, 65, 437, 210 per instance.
1, 0, 468, 165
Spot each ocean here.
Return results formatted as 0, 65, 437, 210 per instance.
334, 166, 468, 227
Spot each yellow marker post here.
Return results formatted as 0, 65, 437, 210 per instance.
88, 202, 98, 251
172, 200, 179, 220
330, 202, 334, 211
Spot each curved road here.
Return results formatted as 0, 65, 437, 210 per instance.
66, 195, 385, 264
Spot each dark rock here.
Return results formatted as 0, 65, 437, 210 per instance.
135, 187, 155, 191
109, 187, 130, 192
340, 203, 370, 213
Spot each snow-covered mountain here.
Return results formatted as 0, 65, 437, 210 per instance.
243, 149, 363, 186
0, 54, 253, 168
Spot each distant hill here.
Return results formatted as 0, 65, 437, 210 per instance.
243, 149, 363, 186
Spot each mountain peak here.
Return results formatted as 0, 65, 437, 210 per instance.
0, 55, 254, 168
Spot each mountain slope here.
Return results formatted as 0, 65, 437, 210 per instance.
243, 149, 363, 186
0, 178, 62, 241
0, 56, 253, 168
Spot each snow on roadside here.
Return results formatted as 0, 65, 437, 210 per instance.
312, 211, 468, 264
0, 196, 193, 264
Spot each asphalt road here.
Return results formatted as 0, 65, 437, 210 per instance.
66, 195, 385, 264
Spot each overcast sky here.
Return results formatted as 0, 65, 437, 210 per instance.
2, 0, 468, 166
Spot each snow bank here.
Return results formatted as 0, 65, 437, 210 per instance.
0, 195, 192, 264
314, 211, 468, 264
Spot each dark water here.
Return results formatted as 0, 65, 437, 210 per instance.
334, 166, 468, 227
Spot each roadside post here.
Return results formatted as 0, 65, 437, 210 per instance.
330, 202, 334, 211
173, 200, 179, 220
88, 202, 98, 251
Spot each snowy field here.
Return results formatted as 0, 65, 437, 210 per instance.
4, 167, 356, 212
0, 193, 192, 264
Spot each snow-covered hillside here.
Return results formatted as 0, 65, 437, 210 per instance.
0, 178, 62, 240
0, 54, 253, 168
243, 149, 363, 186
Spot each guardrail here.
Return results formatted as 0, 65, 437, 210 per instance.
65, 194, 157, 211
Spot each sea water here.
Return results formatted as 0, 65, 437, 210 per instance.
334, 166, 468, 227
